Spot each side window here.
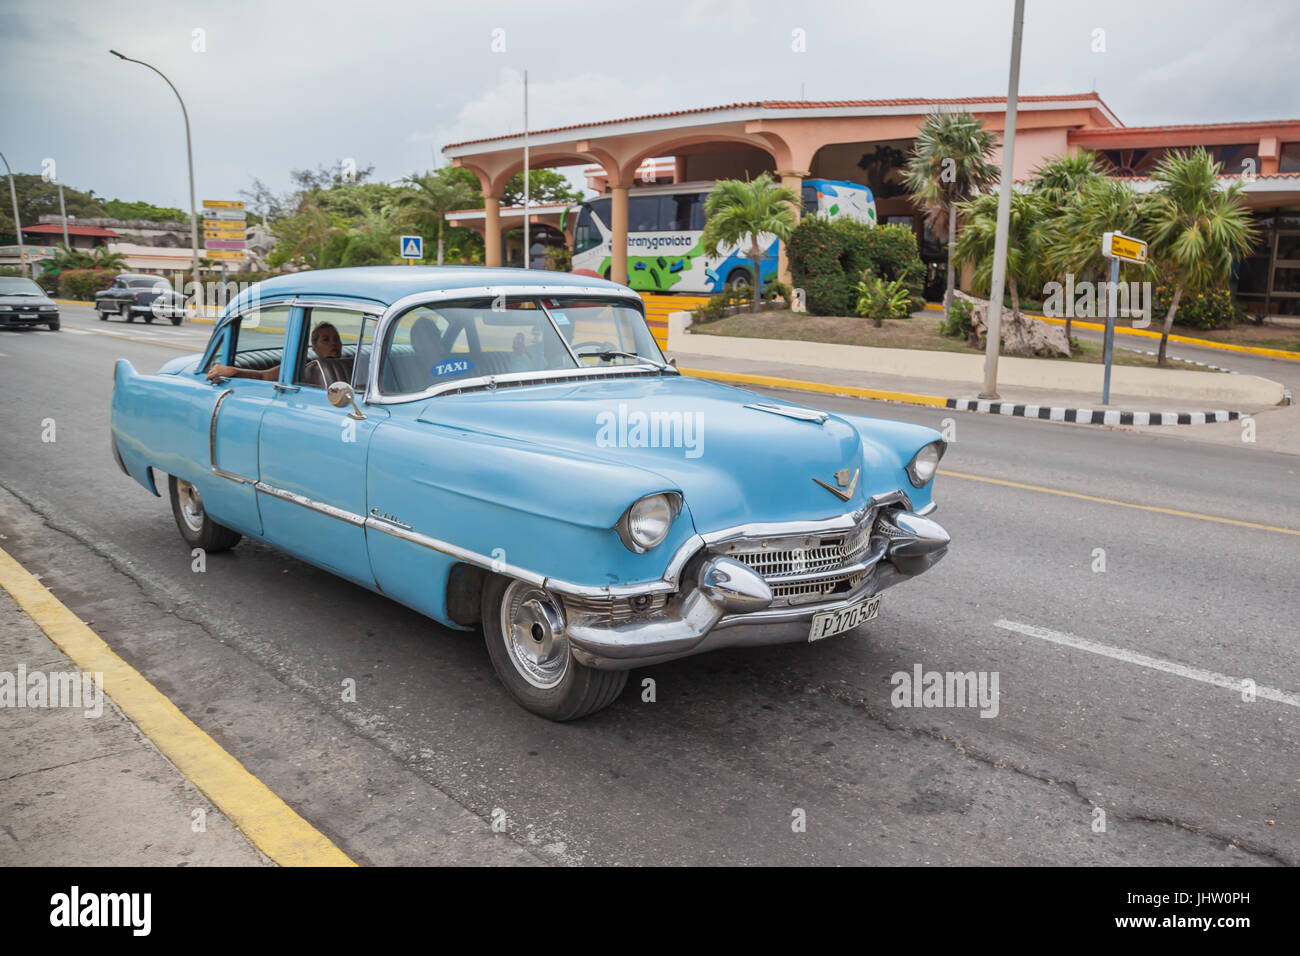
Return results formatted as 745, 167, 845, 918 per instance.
689, 193, 708, 231
627, 194, 661, 232
230, 305, 292, 378
296, 307, 369, 389
574, 205, 601, 253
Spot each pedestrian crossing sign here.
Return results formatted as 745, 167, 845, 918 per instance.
400, 235, 424, 260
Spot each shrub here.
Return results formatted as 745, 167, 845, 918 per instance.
58, 268, 115, 300
853, 273, 912, 326
1152, 285, 1242, 330
692, 291, 731, 323
763, 279, 792, 305
35, 270, 59, 294
940, 297, 973, 338
789, 216, 925, 316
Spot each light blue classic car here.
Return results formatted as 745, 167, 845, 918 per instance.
111, 267, 949, 720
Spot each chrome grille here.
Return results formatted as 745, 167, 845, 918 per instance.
714, 512, 878, 606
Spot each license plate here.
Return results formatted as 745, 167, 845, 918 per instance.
809, 593, 881, 642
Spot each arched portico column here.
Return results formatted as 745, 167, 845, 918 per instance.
609, 183, 629, 285
775, 169, 808, 289
483, 195, 503, 267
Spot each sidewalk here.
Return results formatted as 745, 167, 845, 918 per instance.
0, 587, 269, 866
672, 351, 1277, 416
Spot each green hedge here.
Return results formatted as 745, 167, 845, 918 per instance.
788, 218, 925, 316
58, 269, 116, 300
1153, 286, 1242, 330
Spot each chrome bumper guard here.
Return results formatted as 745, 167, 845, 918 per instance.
565, 508, 949, 670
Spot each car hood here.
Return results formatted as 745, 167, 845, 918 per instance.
0, 294, 54, 306
418, 374, 934, 531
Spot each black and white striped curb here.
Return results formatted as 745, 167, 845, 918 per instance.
945, 398, 1241, 425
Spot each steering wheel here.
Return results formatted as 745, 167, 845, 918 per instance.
573, 340, 617, 353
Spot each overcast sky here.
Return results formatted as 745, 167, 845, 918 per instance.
1, 0, 1296, 211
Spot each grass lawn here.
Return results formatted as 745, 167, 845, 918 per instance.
690, 310, 1219, 370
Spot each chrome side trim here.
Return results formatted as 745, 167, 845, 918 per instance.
917, 501, 938, 516
208, 389, 256, 484
254, 482, 366, 526
363, 513, 692, 599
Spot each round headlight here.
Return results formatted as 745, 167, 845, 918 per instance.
906, 441, 944, 487
618, 493, 680, 553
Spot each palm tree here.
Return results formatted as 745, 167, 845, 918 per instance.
901, 110, 1000, 320
698, 173, 799, 312
397, 169, 479, 265
1144, 147, 1258, 365
953, 190, 1049, 345
1029, 150, 1106, 209
1044, 176, 1148, 341
50, 243, 127, 272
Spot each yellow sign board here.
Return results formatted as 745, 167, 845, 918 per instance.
204, 226, 246, 237
202, 199, 245, 210
1102, 231, 1148, 264
204, 249, 248, 260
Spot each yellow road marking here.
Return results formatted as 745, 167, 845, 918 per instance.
679, 367, 950, 407
940, 469, 1300, 537
0, 546, 356, 866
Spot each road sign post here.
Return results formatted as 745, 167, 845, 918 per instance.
202, 201, 247, 276
399, 235, 423, 264
1099, 231, 1149, 405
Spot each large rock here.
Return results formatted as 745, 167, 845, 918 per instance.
956, 290, 1070, 357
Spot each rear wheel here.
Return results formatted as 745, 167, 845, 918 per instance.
168, 476, 242, 552
481, 575, 627, 721
170, 313, 183, 326
97, 307, 107, 321
122, 303, 133, 322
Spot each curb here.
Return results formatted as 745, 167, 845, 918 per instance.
944, 398, 1240, 426
923, 301, 1300, 362
680, 366, 1247, 426
0, 545, 356, 867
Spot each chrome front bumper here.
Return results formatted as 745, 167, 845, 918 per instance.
563, 507, 949, 670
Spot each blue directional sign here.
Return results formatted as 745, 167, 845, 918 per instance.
400, 235, 424, 260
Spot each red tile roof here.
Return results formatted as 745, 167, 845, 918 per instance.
22, 223, 120, 237
445, 93, 1116, 150
1071, 118, 1300, 138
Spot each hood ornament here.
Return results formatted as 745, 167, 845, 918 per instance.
813, 467, 860, 502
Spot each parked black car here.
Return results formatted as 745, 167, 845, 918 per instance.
94, 273, 187, 324
0, 276, 60, 330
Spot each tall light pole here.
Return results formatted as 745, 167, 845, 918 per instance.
0, 150, 29, 278
523, 69, 530, 269
979, 0, 1025, 399
110, 50, 200, 291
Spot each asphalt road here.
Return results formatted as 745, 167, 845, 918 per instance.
1, 304, 1297, 865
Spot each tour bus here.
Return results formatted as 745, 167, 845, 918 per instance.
569, 178, 876, 294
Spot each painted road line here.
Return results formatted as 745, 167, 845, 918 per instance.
941, 468, 1300, 538
0, 546, 356, 866
81, 328, 197, 352
995, 619, 1300, 708
679, 367, 950, 407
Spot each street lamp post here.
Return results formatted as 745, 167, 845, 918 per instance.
979, 0, 1026, 400
0, 150, 29, 278
110, 50, 200, 293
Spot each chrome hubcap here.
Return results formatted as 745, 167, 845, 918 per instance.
176, 479, 205, 534
500, 581, 569, 688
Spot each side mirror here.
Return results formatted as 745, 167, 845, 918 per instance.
327, 381, 366, 420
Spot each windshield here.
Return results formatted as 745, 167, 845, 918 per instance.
0, 277, 44, 296
378, 295, 663, 396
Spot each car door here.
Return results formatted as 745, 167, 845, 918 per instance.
200, 303, 293, 536
255, 303, 386, 587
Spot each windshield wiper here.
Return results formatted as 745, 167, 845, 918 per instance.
575, 349, 671, 370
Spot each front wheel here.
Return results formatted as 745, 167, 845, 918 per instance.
481, 575, 627, 721
168, 475, 242, 552
97, 307, 107, 321
47, 320, 60, 331
170, 314, 183, 326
